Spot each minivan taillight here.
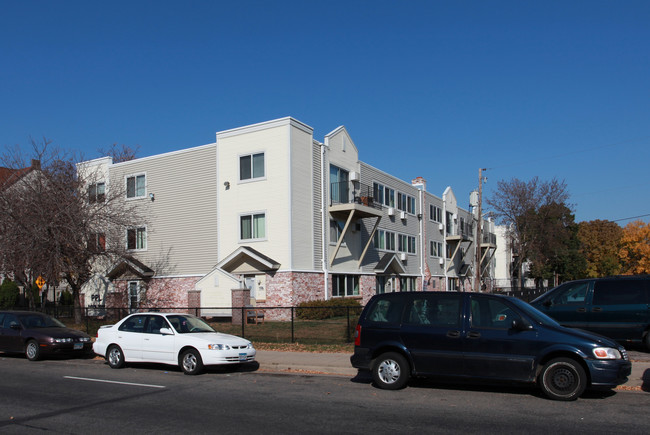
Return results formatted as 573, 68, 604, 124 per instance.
354, 324, 362, 346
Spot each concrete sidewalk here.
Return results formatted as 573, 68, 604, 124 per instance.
255, 350, 650, 391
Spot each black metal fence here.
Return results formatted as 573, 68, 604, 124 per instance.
54, 305, 364, 345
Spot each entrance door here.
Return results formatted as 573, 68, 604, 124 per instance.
244, 276, 257, 299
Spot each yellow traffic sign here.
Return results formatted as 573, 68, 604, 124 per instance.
35, 276, 45, 289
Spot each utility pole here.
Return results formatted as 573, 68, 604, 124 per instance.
475, 168, 486, 292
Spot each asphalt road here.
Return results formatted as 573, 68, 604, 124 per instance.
1, 356, 649, 434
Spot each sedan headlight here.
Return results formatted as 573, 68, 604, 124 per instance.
593, 347, 622, 359
208, 344, 231, 350
51, 338, 73, 343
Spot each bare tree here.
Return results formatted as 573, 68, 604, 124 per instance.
97, 143, 140, 163
0, 139, 142, 322
486, 177, 572, 289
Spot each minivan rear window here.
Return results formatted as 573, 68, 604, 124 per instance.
366, 298, 404, 324
593, 280, 647, 305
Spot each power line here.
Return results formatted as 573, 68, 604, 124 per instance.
612, 213, 650, 223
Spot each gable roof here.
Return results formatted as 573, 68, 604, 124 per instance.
374, 253, 407, 274
106, 256, 155, 280
216, 246, 281, 274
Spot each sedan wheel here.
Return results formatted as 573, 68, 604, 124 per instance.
539, 357, 587, 401
26, 340, 41, 361
181, 349, 204, 375
107, 345, 125, 369
372, 352, 409, 390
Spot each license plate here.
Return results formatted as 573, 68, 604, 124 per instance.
238, 352, 247, 362
74, 343, 83, 350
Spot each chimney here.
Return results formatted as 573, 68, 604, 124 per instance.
31, 159, 41, 170
411, 176, 426, 190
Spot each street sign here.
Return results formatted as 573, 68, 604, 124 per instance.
36, 276, 45, 289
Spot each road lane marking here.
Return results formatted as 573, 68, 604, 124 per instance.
64, 376, 166, 389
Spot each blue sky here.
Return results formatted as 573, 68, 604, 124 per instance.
2, 1, 649, 224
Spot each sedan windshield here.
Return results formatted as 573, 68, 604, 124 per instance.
18, 314, 66, 328
165, 315, 215, 334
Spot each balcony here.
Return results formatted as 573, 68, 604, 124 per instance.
329, 181, 383, 219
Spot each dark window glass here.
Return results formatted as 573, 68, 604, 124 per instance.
366, 298, 404, 324
593, 280, 646, 305
119, 315, 146, 333
470, 297, 521, 329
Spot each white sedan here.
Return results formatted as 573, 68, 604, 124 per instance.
93, 312, 256, 375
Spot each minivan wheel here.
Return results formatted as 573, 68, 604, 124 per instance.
372, 352, 410, 390
539, 357, 587, 401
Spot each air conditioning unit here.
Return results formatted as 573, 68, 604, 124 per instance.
438, 223, 444, 231
400, 252, 407, 261
400, 211, 406, 220
439, 257, 444, 265
387, 207, 395, 216
349, 171, 360, 181
453, 213, 458, 221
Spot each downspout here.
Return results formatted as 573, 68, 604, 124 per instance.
442, 189, 448, 291
419, 188, 425, 291
321, 140, 329, 300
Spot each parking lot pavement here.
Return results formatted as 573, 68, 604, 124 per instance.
256, 350, 650, 391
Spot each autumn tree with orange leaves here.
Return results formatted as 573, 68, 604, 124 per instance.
619, 220, 650, 275
577, 220, 623, 277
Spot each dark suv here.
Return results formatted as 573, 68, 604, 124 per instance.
530, 276, 650, 351
350, 292, 631, 401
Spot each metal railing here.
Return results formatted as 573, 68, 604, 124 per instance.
330, 181, 383, 210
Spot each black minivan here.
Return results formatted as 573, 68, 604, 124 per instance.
530, 276, 650, 351
350, 292, 631, 401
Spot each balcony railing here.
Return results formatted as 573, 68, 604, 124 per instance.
330, 181, 383, 210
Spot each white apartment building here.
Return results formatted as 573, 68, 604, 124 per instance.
79, 117, 496, 316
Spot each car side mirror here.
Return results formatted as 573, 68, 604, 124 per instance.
159, 327, 173, 335
511, 319, 532, 331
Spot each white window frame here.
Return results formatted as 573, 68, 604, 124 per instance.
239, 152, 266, 183
332, 274, 359, 297
88, 181, 106, 203
239, 212, 267, 242
430, 205, 442, 223
397, 192, 416, 215
125, 173, 146, 199
126, 226, 147, 251
430, 240, 443, 257
373, 229, 396, 251
398, 234, 416, 254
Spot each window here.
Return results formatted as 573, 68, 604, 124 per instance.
88, 182, 105, 203
430, 205, 442, 222
593, 280, 646, 305
397, 193, 416, 214
330, 165, 349, 203
126, 175, 145, 198
127, 227, 146, 250
430, 241, 443, 257
373, 182, 395, 207
240, 213, 266, 240
240, 153, 265, 181
470, 296, 521, 329
330, 219, 346, 244
406, 294, 461, 327
119, 313, 145, 331
90, 233, 106, 252
551, 282, 589, 305
400, 276, 417, 292
374, 229, 395, 251
367, 297, 404, 324
332, 274, 359, 297
398, 234, 416, 254
128, 283, 141, 313
376, 276, 397, 294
